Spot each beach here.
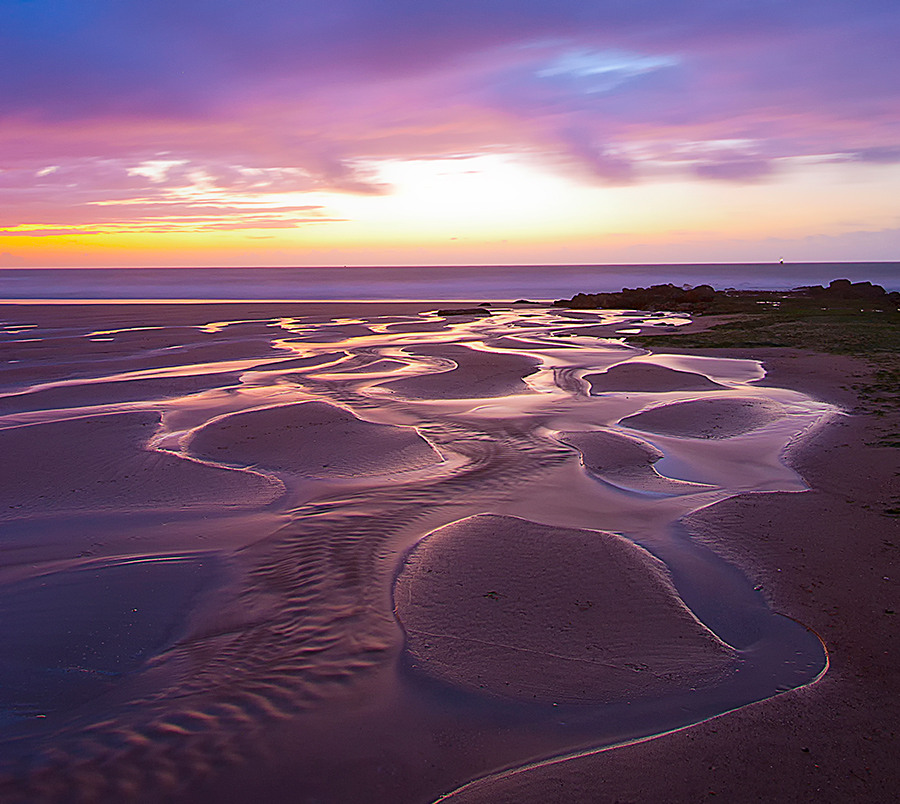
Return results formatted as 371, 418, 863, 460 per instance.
443, 349, 900, 803
0, 301, 895, 803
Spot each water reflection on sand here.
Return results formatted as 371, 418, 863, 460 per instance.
0, 304, 836, 804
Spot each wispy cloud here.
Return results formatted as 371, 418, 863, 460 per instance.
0, 156, 350, 232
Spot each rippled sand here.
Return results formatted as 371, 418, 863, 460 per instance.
0, 302, 836, 804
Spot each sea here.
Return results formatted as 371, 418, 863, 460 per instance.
0, 262, 898, 302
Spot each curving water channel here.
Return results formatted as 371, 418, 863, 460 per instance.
0, 304, 835, 803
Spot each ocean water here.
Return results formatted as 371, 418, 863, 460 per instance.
1, 262, 898, 301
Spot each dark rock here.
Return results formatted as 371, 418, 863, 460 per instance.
435, 307, 493, 317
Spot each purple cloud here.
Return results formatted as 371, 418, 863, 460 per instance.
692, 156, 775, 181
556, 127, 637, 184
852, 146, 900, 164
0, 228, 104, 237
0, 0, 897, 205
3, 2, 897, 119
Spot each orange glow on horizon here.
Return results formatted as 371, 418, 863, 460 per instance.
2, 154, 899, 268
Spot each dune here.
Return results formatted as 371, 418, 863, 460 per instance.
620, 396, 785, 439
586, 362, 725, 393
0, 412, 282, 519
394, 514, 736, 705
379, 344, 540, 399
188, 400, 441, 477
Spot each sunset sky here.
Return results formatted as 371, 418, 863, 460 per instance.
1, 0, 898, 268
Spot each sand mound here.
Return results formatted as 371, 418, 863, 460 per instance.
559, 430, 713, 495
620, 397, 785, 439
188, 401, 440, 477
586, 362, 724, 393
394, 515, 735, 704
246, 352, 345, 371
0, 412, 282, 519
380, 345, 539, 399
561, 429, 664, 474
558, 431, 712, 495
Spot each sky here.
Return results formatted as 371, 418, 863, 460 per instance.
1, 0, 899, 268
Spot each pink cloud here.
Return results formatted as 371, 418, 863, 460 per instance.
0, 0, 896, 241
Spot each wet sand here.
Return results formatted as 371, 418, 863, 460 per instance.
0, 412, 282, 518
441, 350, 900, 804
379, 343, 540, 399
620, 396, 786, 440
0, 303, 891, 803
585, 362, 725, 393
559, 430, 716, 495
395, 514, 736, 704
188, 401, 441, 477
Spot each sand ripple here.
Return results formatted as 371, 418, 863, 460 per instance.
0, 304, 832, 804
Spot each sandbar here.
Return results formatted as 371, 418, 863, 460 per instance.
188, 400, 441, 477
0, 412, 282, 519
620, 396, 785, 439
380, 343, 540, 399
559, 429, 715, 494
395, 514, 735, 704
586, 362, 724, 393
